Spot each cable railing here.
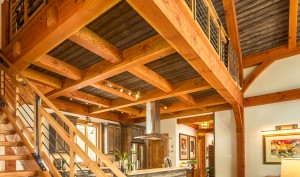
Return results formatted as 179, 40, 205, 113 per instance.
0, 53, 126, 177
184, 0, 240, 86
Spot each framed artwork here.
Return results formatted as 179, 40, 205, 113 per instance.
179, 133, 189, 160
189, 136, 196, 159
263, 133, 300, 164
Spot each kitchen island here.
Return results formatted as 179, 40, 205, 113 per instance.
126, 167, 187, 177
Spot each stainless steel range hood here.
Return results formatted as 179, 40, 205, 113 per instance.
134, 101, 165, 140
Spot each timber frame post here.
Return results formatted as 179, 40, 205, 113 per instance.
233, 104, 245, 177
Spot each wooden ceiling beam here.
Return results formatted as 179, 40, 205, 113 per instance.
69, 27, 122, 64
126, 104, 232, 123
243, 60, 275, 92
129, 65, 172, 92
47, 35, 176, 99
65, 91, 111, 108
183, 123, 199, 130
244, 88, 300, 107
129, 65, 196, 105
116, 107, 140, 116
3, 0, 120, 71
91, 81, 136, 101
126, 94, 226, 119
89, 76, 212, 114
222, 0, 243, 85
177, 114, 214, 124
288, 0, 299, 49
33, 55, 82, 80
243, 41, 300, 68
127, 0, 243, 107
44, 99, 120, 122
22, 68, 62, 89
176, 94, 197, 105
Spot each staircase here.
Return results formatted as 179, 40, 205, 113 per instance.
0, 113, 42, 176
0, 54, 126, 177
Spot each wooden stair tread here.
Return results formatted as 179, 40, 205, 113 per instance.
0, 155, 30, 160
0, 130, 15, 135
0, 119, 9, 124
0, 170, 39, 176
0, 141, 24, 146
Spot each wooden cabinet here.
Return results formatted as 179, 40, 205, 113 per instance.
49, 114, 78, 154
102, 124, 121, 154
121, 125, 146, 153
148, 134, 169, 168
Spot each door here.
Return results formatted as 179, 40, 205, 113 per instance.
107, 125, 115, 153
115, 126, 121, 151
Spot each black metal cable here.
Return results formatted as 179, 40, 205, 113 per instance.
17, 93, 34, 113
17, 100, 34, 122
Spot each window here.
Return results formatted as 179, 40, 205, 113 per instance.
76, 124, 99, 162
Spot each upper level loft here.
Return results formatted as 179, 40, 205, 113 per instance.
1, 0, 243, 123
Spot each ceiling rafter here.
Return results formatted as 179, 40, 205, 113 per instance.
288, 0, 299, 49
243, 40, 300, 68
33, 54, 82, 80
4, 0, 120, 71
126, 0, 243, 106
69, 27, 123, 64
244, 88, 300, 107
89, 77, 212, 114
125, 94, 226, 119
243, 60, 275, 92
128, 65, 196, 105
30, 55, 139, 115
22, 68, 62, 89
177, 114, 214, 124
125, 104, 231, 124
46, 34, 176, 99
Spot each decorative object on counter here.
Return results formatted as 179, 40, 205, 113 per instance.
263, 132, 300, 164
187, 159, 198, 169
164, 156, 172, 167
281, 158, 300, 177
189, 136, 196, 159
114, 148, 136, 173
179, 133, 189, 160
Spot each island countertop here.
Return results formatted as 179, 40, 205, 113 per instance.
126, 167, 187, 177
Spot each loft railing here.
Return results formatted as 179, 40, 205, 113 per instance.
9, 0, 47, 41
0, 53, 126, 177
185, 0, 240, 86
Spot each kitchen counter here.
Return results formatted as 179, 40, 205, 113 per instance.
126, 167, 187, 177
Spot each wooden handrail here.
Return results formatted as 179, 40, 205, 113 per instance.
0, 53, 126, 177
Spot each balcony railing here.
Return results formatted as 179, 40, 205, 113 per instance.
185, 0, 240, 86
9, 0, 47, 40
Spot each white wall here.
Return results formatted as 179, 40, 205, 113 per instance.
242, 54, 300, 177
215, 110, 237, 177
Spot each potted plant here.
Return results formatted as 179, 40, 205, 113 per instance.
114, 148, 136, 173
187, 159, 198, 169
206, 166, 215, 177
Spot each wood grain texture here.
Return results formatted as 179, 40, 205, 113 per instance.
22, 68, 62, 89
127, 0, 243, 106
3, 0, 120, 71
65, 91, 111, 107
34, 55, 82, 80
244, 88, 300, 107
69, 27, 123, 64
47, 35, 176, 99
243, 60, 275, 92
177, 114, 214, 124
243, 41, 300, 68
288, 0, 299, 49
89, 77, 212, 114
